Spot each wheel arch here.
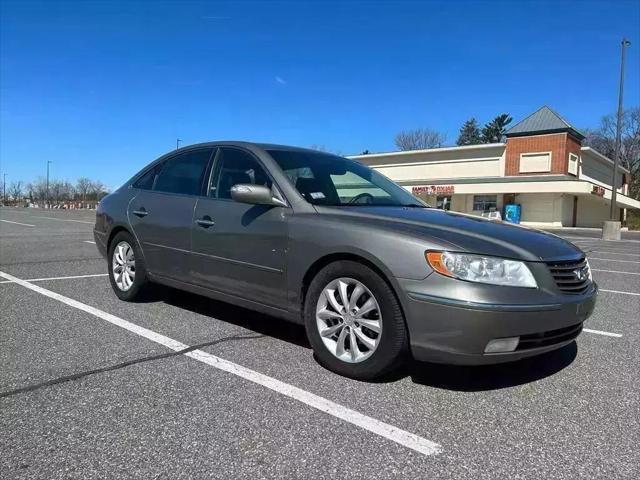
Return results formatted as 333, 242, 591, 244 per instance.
106, 225, 132, 252
299, 252, 407, 323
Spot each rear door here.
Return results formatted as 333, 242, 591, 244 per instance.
128, 148, 215, 282
190, 147, 289, 308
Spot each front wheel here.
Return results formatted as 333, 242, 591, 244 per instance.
108, 231, 149, 301
304, 261, 408, 380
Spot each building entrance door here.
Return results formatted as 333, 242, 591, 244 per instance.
436, 195, 452, 210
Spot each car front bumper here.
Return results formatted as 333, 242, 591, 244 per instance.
398, 277, 597, 365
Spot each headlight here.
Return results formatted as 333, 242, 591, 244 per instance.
425, 251, 537, 288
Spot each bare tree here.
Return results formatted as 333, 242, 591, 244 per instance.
9, 181, 23, 202
49, 180, 76, 204
50, 180, 64, 204
26, 177, 48, 203
394, 129, 446, 151
76, 177, 92, 203
583, 107, 640, 172
25, 183, 35, 202
89, 180, 109, 201
62, 181, 75, 201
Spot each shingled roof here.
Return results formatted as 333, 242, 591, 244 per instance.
506, 106, 584, 139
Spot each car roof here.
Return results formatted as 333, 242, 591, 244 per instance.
175, 141, 338, 156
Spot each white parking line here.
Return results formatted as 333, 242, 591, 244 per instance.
584, 251, 640, 257
83, 240, 96, 244
579, 245, 640, 253
555, 236, 601, 241
589, 257, 640, 264
599, 288, 640, 297
592, 269, 640, 276
0, 270, 442, 457
573, 240, 635, 245
583, 328, 623, 338
564, 237, 640, 244
0, 219, 35, 227
33, 216, 93, 224
0, 273, 108, 284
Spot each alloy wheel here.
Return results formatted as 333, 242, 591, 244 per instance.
112, 241, 136, 291
315, 277, 382, 363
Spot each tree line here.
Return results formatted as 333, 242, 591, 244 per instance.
2, 177, 109, 206
582, 107, 639, 198
391, 114, 514, 151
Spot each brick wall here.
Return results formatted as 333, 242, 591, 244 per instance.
505, 133, 583, 176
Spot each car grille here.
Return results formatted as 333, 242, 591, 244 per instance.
516, 323, 583, 351
546, 257, 591, 295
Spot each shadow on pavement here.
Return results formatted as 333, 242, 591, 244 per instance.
150, 284, 311, 349
138, 284, 577, 391
406, 341, 577, 391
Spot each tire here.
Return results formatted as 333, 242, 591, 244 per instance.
107, 230, 149, 301
303, 260, 408, 380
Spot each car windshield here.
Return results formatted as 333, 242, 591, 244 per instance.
267, 149, 429, 207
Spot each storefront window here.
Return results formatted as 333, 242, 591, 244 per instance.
436, 195, 452, 210
473, 195, 497, 211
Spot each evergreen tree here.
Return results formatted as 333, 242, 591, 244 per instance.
456, 118, 482, 146
481, 114, 513, 143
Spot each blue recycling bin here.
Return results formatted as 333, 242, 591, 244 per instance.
504, 204, 521, 224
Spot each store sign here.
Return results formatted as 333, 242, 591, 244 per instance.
412, 185, 455, 195
591, 185, 605, 197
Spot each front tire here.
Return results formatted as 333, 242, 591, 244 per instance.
304, 261, 408, 380
108, 231, 149, 301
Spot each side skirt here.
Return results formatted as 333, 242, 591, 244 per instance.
148, 272, 301, 324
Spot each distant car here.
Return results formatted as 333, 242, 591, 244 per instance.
94, 142, 597, 379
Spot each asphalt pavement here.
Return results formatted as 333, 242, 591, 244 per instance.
1, 207, 639, 479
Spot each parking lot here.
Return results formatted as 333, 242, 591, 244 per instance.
1, 207, 638, 479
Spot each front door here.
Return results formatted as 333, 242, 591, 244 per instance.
190, 147, 289, 308
128, 148, 214, 281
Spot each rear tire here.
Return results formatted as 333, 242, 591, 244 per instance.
303, 260, 408, 380
108, 231, 149, 301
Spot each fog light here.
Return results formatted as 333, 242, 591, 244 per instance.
484, 337, 520, 353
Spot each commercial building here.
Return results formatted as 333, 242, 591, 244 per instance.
350, 106, 639, 228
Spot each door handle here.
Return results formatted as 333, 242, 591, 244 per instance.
196, 216, 215, 228
133, 208, 148, 217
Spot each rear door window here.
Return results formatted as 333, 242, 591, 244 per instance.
153, 149, 214, 196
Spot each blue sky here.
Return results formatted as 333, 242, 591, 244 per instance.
1, 0, 639, 190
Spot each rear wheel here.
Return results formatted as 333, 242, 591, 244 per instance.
108, 231, 149, 301
304, 260, 407, 380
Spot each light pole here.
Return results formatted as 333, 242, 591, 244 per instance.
46, 160, 52, 207
2, 173, 6, 203
176, 138, 182, 150
609, 37, 631, 221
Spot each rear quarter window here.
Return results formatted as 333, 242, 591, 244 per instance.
132, 165, 160, 190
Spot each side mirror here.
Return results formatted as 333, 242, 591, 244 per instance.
230, 184, 286, 207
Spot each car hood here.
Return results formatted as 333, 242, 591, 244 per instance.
315, 206, 583, 262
